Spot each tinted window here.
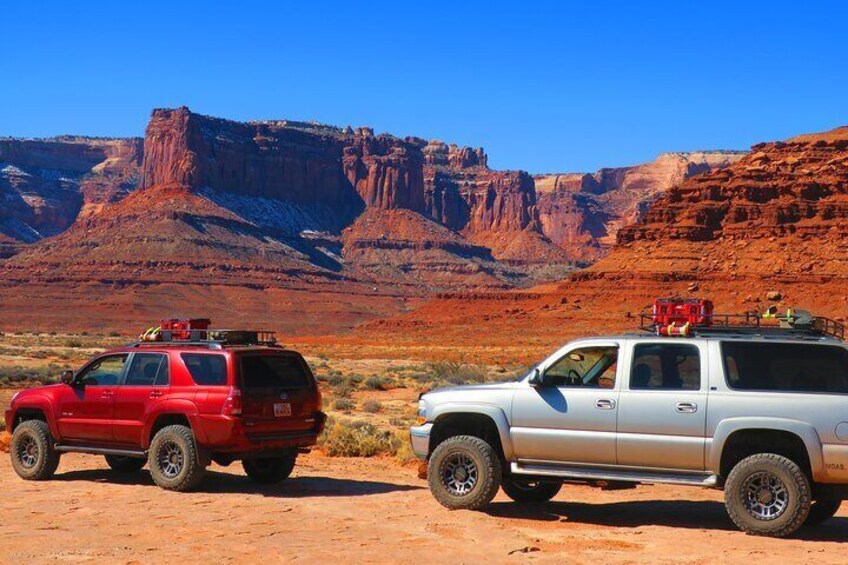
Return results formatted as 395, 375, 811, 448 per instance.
181, 354, 228, 386
545, 347, 618, 388
77, 354, 128, 386
240, 355, 310, 389
631, 343, 700, 390
125, 353, 168, 386
722, 342, 848, 393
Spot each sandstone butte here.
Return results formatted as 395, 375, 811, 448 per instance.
0, 107, 742, 335
353, 126, 848, 364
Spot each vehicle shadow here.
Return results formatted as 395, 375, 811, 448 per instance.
53, 468, 423, 497
484, 499, 848, 542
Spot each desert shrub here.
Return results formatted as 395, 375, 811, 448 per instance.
424, 361, 488, 385
394, 438, 417, 464
361, 400, 382, 413
331, 381, 354, 398
363, 376, 387, 390
333, 398, 355, 411
0, 419, 5, 432
320, 419, 402, 457
326, 374, 344, 387
108, 331, 121, 337
65, 339, 83, 348
0, 365, 64, 387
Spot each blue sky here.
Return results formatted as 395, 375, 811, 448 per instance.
1, 1, 846, 173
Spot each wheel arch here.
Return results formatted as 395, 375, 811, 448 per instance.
429, 406, 513, 461
143, 404, 203, 449
712, 419, 822, 480
10, 395, 59, 439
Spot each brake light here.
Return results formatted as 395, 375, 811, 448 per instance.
222, 387, 242, 416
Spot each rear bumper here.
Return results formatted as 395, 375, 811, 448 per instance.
410, 423, 432, 460
197, 411, 326, 455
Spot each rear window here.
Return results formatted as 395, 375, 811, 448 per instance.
722, 342, 848, 393
240, 355, 311, 390
181, 353, 228, 386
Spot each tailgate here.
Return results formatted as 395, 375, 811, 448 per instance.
237, 352, 319, 432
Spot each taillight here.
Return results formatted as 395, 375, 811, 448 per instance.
222, 387, 242, 416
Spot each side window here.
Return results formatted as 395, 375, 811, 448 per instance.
544, 346, 618, 388
631, 343, 701, 390
77, 354, 128, 386
181, 353, 228, 386
125, 353, 168, 386
722, 342, 848, 393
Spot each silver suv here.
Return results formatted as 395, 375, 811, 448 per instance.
411, 330, 848, 537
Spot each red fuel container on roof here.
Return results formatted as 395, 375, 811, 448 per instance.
652, 299, 714, 327
160, 318, 211, 340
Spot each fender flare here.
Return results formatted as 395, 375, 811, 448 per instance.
710, 417, 824, 479
430, 403, 515, 460
142, 400, 206, 449
10, 395, 60, 439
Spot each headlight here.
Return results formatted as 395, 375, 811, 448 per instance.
416, 400, 427, 425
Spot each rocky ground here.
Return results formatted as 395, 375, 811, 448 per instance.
2, 452, 847, 564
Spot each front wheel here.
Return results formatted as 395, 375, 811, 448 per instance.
805, 499, 842, 526
10, 420, 60, 481
243, 453, 297, 484
148, 425, 206, 491
502, 477, 562, 503
724, 453, 811, 537
428, 435, 501, 510
105, 455, 146, 473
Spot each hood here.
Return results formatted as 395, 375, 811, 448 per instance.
423, 380, 520, 398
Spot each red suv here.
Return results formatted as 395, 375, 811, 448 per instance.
5, 328, 325, 491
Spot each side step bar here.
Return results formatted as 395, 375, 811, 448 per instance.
511, 462, 719, 487
55, 445, 147, 459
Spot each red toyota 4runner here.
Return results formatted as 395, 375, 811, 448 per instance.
5, 325, 325, 491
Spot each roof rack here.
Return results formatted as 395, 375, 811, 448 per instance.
639, 300, 845, 341
132, 328, 279, 348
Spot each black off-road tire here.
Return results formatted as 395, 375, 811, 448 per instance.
724, 453, 811, 537
105, 454, 146, 473
501, 476, 562, 503
10, 420, 60, 481
243, 453, 297, 484
428, 435, 501, 510
148, 425, 206, 491
805, 499, 842, 526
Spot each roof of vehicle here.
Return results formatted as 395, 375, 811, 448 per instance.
107, 342, 303, 354
579, 333, 845, 344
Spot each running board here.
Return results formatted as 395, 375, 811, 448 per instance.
55, 445, 147, 459
511, 462, 719, 487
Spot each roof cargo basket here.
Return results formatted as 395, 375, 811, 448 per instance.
134, 319, 277, 348
640, 299, 845, 341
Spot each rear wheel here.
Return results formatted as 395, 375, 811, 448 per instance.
148, 425, 206, 491
724, 453, 811, 537
105, 455, 146, 473
501, 476, 562, 503
428, 435, 501, 510
805, 499, 842, 526
10, 420, 60, 481
243, 453, 297, 484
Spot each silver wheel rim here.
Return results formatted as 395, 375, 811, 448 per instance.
18, 436, 38, 469
442, 452, 478, 496
742, 471, 789, 521
157, 441, 184, 479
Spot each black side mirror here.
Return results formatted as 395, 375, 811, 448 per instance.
528, 368, 545, 387
60, 370, 74, 385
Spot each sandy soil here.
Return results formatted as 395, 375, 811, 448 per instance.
1, 452, 847, 564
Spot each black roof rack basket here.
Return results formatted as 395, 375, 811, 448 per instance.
132, 329, 278, 348
640, 310, 845, 341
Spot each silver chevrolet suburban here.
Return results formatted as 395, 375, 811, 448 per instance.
411, 326, 848, 537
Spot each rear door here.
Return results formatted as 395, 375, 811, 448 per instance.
113, 352, 170, 446
616, 340, 708, 470
237, 352, 320, 435
56, 354, 128, 442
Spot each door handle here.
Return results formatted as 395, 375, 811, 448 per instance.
149, 390, 164, 398
676, 402, 698, 413
100, 391, 114, 398
595, 399, 616, 410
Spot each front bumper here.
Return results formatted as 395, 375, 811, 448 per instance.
409, 423, 432, 460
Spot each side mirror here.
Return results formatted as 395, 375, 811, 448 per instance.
528, 368, 545, 387
60, 370, 74, 385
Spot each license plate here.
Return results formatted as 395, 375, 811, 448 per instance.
273, 402, 292, 417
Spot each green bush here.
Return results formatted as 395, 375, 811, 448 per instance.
331, 381, 354, 398
363, 376, 387, 390
320, 419, 402, 457
361, 400, 382, 413
333, 398, 355, 411
0, 365, 64, 387
65, 339, 83, 348
424, 361, 488, 385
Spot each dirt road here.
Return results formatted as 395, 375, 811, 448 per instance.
1, 452, 846, 564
